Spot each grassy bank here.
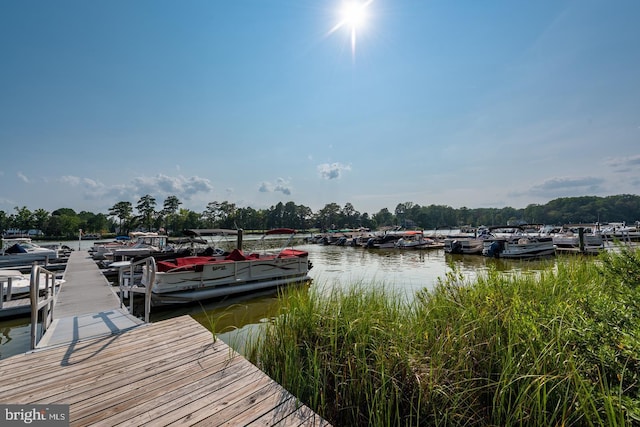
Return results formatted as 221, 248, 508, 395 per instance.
246, 249, 640, 426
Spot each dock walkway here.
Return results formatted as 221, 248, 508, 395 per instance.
38, 250, 142, 347
1, 315, 327, 426
0, 250, 329, 426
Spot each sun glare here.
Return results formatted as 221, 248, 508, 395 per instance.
329, 0, 373, 57
341, 2, 368, 29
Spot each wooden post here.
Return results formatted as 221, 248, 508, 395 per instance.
578, 227, 585, 253
30, 262, 38, 350
237, 229, 243, 251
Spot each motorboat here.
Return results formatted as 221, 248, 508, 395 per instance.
552, 226, 604, 254
394, 231, 444, 249
1, 269, 65, 300
0, 238, 63, 268
124, 228, 312, 305
599, 222, 640, 241
443, 227, 493, 255
110, 232, 172, 261
363, 233, 401, 249
92, 232, 171, 261
90, 236, 130, 260
482, 226, 556, 259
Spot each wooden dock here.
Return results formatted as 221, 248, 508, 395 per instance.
0, 316, 327, 426
0, 250, 329, 426
37, 250, 143, 346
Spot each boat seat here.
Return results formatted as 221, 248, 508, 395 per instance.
176, 256, 214, 266
156, 261, 178, 272
225, 249, 247, 261
157, 256, 216, 272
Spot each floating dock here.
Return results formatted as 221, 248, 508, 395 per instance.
0, 250, 329, 426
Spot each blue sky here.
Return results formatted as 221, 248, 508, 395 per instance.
1, 0, 639, 216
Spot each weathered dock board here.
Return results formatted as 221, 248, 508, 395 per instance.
0, 315, 329, 426
55, 249, 122, 318
35, 250, 143, 347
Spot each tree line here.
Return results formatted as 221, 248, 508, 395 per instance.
1, 194, 639, 239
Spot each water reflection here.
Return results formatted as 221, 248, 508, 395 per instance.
0, 317, 31, 359
0, 242, 559, 358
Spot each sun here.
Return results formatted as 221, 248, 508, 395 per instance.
329, 0, 373, 57
340, 1, 369, 29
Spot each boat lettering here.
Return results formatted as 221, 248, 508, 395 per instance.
211, 265, 227, 271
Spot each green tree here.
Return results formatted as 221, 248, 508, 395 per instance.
12, 206, 34, 231
108, 201, 133, 234
203, 201, 222, 227
372, 208, 393, 227
267, 202, 285, 228
341, 203, 360, 228
33, 209, 50, 233
218, 201, 238, 228
315, 203, 341, 230
88, 213, 109, 233
162, 195, 182, 234
179, 208, 201, 230
136, 194, 157, 231
282, 202, 298, 228
47, 208, 81, 238
0, 210, 8, 233
296, 204, 313, 231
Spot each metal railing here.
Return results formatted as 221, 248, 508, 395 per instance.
0, 269, 20, 309
118, 256, 156, 323
30, 263, 59, 349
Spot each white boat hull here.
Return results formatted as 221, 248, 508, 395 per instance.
150, 275, 311, 304
444, 238, 485, 254
0, 252, 58, 268
141, 252, 310, 305
483, 237, 556, 259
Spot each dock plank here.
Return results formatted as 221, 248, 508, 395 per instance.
71, 350, 242, 420
0, 315, 204, 383
54, 250, 121, 318
0, 316, 328, 426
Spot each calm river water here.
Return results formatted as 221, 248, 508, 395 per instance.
0, 238, 555, 359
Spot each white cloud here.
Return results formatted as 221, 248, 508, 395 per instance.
130, 174, 214, 199
58, 174, 214, 204
60, 175, 82, 186
317, 162, 351, 180
259, 177, 292, 195
17, 172, 30, 183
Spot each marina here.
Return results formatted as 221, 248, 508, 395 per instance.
0, 250, 329, 426
0, 230, 638, 425
3, 230, 639, 357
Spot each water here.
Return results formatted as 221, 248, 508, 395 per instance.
0, 238, 555, 359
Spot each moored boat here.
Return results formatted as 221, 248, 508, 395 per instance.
443, 227, 493, 255
394, 231, 444, 249
552, 225, 604, 254
126, 228, 312, 305
0, 238, 64, 268
482, 226, 556, 259
1, 268, 65, 300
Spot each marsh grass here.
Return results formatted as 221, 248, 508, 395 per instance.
247, 249, 640, 426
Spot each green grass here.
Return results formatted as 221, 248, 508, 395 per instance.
246, 248, 640, 426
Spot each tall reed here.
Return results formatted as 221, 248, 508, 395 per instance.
246, 250, 640, 426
